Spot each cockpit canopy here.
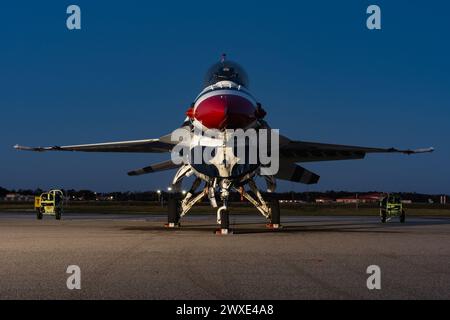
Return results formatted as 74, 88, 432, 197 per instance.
204, 60, 249, 88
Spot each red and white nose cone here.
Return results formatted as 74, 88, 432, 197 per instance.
194, 93, 257, 130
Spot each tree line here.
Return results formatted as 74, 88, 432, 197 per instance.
0, 186, 446, 203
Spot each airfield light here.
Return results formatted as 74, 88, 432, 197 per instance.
157, 190, 161, 194
167, 187, 172, 192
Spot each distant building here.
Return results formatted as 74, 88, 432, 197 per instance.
4, 194, 16, 201
336, 197, 359, 204
359, 193, 384, 203
315, 198, 334, 204
336, 193, 384, 204
279, 200, 306, 204
95, 195, 114, 201
3, 193, 34, 202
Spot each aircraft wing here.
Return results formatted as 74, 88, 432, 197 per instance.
14, 134, 176, 153
279, 139, 434, 163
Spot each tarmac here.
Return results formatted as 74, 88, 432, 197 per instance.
0, 212, 449, 299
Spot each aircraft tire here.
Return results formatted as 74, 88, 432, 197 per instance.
220, 209, 229, 230
400, 210, 406, 223
381, 210, 387, 223
168, 198, 180, 225
55, 208, 61, 220
270, 199, 281, 225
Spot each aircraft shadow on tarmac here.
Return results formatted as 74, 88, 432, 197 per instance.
121, 222, 423, 235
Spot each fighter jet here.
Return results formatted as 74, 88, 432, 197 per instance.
14, 55, 433, 234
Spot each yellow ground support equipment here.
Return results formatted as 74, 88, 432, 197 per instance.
379, 194, 406, 223
34, 190, 64, 220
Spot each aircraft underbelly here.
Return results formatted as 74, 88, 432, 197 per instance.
189, 144, 259, 179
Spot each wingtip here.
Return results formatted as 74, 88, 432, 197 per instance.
13, 145, 47, 152
13, 144, 30, 151
414, 147, 435, 154
399, 146, 435, 155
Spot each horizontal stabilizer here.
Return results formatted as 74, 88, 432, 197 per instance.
127, 160, 180, 176
275, 164, 320, 184
260, 161, 319, 184
273, 162, 320, 184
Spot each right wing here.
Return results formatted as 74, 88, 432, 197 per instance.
279, 137, 434, 163
14, 134, 177, 153
272, 134, 433, 185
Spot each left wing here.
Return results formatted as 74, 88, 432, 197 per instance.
14, 134, 176, 153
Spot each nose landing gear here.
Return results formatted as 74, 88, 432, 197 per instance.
215, 179, 232, 235
216, 206, 230, 235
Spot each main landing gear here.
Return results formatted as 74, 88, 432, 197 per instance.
165, 173, 282, 235
267, 198, 281, 229
166, 197, 180, 228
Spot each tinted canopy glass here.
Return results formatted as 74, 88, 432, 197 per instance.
204, 61, 249, 88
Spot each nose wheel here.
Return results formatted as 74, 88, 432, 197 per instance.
216, 206, 231, 235
215, 179, 233, 235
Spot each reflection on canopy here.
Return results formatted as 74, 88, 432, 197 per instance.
204, 60, 249, 88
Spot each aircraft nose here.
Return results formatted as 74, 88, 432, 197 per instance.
194, 95, 228, 129
194, 94, 256, 130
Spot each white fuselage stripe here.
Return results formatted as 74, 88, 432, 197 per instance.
194, 89, 257, 109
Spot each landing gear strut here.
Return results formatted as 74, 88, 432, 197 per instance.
234, 179, 282, 230
216, 179, 232, 235
165, 169, 282, 233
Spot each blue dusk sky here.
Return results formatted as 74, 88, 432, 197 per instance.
0, 0, 449, 193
